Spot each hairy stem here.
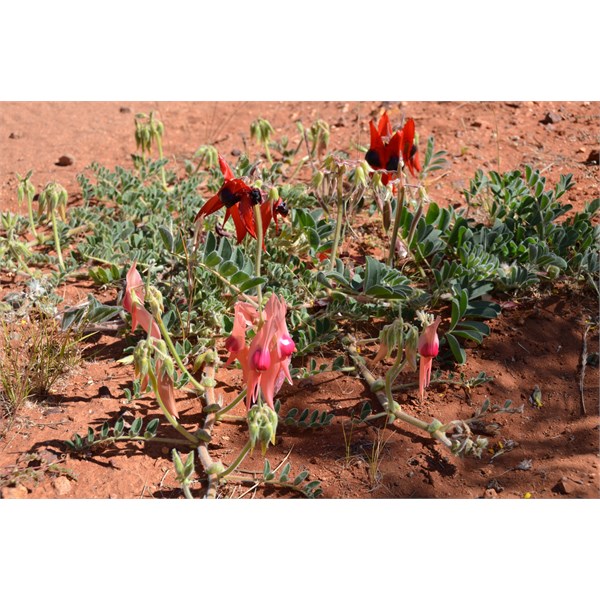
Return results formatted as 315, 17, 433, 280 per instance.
330, 170, 345, 266
218, 440, 253, 479
50, 210, 65, 271
253, 203, 264, 313
344, 337, 452, 449
388, 184, 405, 267
147, 369, 199, 445
155, 313, 205, 396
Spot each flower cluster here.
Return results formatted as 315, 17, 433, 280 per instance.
195, 154, 288, 245
224, 294, 296, 410
365, 111, 421, 184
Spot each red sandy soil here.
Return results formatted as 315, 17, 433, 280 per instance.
0, 101, 598, 499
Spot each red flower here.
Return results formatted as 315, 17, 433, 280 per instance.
417, 316, 441, 401
195, 154, 263, 244
260, 196, 289, 235
365, 112, 421, 183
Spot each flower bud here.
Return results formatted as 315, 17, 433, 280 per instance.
247, 403, 278, 454
224, 335, 244, 353
278, 334, 296, 358
251, 347, 271, 371
268, 187, 280, 202
146, 285, 164, 317
418, 317, 441, 358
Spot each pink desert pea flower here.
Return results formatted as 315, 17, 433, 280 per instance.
418, 316, 441, 401
225, 294, 295, 410
122, 263, 178, 419
123, 263, 161, 340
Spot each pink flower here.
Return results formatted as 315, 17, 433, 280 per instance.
122, 263, 178, 418
123, 263, 161, 340
225, 295, 295, 410
418, 316, 441, 401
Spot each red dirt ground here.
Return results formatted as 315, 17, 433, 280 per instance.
0, 101, 598, 499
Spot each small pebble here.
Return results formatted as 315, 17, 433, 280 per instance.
540, 112, 562, 125
119, 107, 131, 113
484, 488, 498, 499
552, 477, 574, 495
56, 154, 75, 167
8, 131, 22, 139
1, 484, 29, 499
53, 476, 72, 496
231, 149, 241, 157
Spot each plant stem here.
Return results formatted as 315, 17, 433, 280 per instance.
388, 183, 405, 267
329, 170, 345, 266
253, 203, 264, 313
218, 440, 253, 479
155, 313, 205, 396
147, 369, 199, 445
344, 337, 453, 450
155, 135, 168, 190
263, 141, 273, 166
26, 195, 40, 242
195, 258, 259, 308
50, 210, 65, 271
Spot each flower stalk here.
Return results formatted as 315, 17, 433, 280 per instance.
330, 169, 345, 266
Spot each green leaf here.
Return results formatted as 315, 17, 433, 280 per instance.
238, 277, 267, 293
279, 463, 291, 483
364, 256, 384, 292
445, 333, 466, 364
263, 460, 272, 479
130, 417, 143, 437
144, 418, 160, 438
293, 471, 309, 486
204, 251, 221, 267
113, 417, 124, 437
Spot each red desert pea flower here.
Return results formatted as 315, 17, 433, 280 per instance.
417, 316, 441, 401
195, 154, 263, 244
365, 112, 421, 183
225, 295, 295, 410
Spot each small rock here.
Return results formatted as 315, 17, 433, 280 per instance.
576, 147, 586, 154
486, 479, 504, 493
584, 149, 599, 165
552, 477, 574, 495
8, 131, 22, 139
505, 101, 522, 108
53, 476, 72, 496
483, 488, 498, 499
471, 121, 483, 128
1, 484, 29, 499
56, 154, 75, 167
119, 106, 131, 113
540, 112, 562, 125
309, 457, 318, 465
230, 149, 241, 157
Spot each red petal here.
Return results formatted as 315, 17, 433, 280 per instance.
218, 154, 234, 181
238, 198, 257, 239
401, 118, 416, 164
196, 192, 224, 220
230, 206, 249, 243
378, 112, 392, 137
